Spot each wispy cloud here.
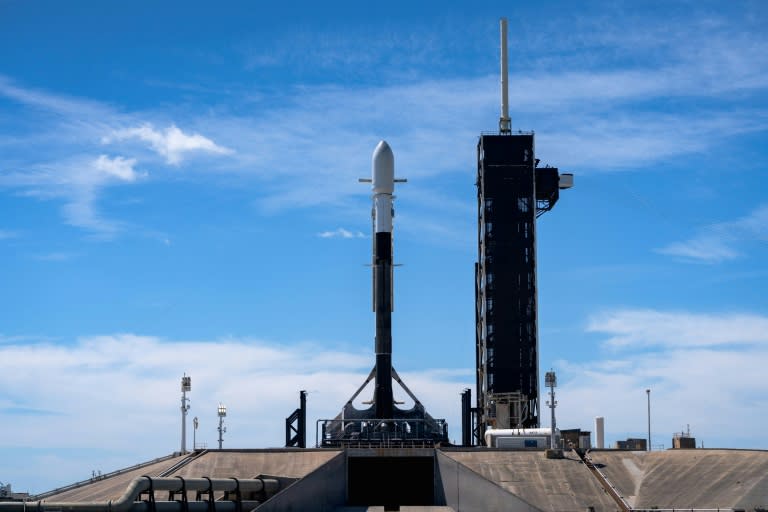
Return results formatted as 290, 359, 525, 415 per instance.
0, 77, 231, 235
0, 75, 113, 118
587, 308, 768, 349
656, 236, 738, 263
0, 229, 17, 240
318, 227, 366, 239
33, 252, 77, 262
103, 124, 233, 165
657, 204, 768, 263
1, 154, 146, 235
0, 406, 62, 417
0, 334, 56, 344
2, 9, 767, 237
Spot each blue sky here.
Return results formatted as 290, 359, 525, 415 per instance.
1, 0, 767, 493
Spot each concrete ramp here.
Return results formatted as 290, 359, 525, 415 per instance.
441, 449, 616, 512
34, 449, 339, 504
172, 449, 339, 479
588, 449, 768, 510
37, 454, 189, 502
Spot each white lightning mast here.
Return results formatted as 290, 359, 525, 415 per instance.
499, 17, 511, 134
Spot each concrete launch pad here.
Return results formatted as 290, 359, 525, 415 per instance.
21, 448, 768, 511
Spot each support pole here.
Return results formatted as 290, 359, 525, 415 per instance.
499, 17, 511, 133
646, 389, 651, 451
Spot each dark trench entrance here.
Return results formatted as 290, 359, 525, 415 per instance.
347, 456, 435, 508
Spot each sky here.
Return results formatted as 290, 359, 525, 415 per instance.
1, 0, 767, 494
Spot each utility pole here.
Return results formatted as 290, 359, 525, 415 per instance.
646, 388, 651, 451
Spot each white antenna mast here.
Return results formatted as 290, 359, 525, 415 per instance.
499, 17, 511, 134
545, 370, 558, 449
180, 374, 191, 454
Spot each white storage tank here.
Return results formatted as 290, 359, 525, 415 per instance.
595, 416, 605, 449
484, 427, 557, 449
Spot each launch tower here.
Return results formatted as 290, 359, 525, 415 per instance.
474, 19, 572, 441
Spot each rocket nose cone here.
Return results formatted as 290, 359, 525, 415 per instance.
372, 140, 394, 194
374, 139, 391, 154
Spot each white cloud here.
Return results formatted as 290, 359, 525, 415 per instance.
0, 80, 230, 235
556, 346, 768, 447
657, 204, 768, 263
93, 154, 139, 182
104, 124, 233, 165
0, 229, 17, 240
0, 334, 468, 493
3, 309, 767, 493
555, 308, 768, 449
587, 308, 768, 349
318, 228, 366, 239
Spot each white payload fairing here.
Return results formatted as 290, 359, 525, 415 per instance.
371, 140, 395, 234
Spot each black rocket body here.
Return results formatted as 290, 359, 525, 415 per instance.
373, 230, 393, 419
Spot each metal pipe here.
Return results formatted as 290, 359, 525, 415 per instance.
0, 477, 279, 512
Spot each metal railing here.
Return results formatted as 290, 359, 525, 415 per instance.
159, 450, 207, 477
580, 451, 631, 512
28, 453, 182, 501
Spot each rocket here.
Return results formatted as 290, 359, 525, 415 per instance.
361, 140, 405, 419
316, 141, 447, 447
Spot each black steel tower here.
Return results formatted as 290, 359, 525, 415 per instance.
474, 19, 572, 442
